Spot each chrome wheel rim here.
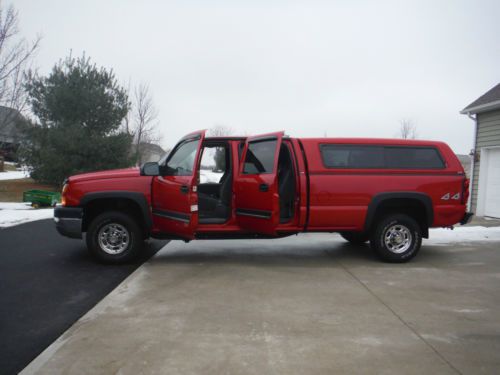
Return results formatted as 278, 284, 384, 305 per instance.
384, 224, 412, 254
98, 223, 130, 255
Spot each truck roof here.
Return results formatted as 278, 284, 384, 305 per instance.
205, 135, 448, 148
298, 137, 448, 147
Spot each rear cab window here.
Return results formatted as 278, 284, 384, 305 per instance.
320, 144, 445, 169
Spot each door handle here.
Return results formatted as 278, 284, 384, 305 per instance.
259, 183, 269, 192
180, 185, 189, 194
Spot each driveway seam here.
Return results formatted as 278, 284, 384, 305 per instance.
337, 260, 462, 375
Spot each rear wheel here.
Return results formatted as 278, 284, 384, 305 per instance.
86, 211, 143, 264
340, 231, 369, 244
370, 214, 422, 263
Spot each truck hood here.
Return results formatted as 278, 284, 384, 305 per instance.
68, 168, 141, 183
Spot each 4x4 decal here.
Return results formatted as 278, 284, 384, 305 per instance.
441, 193, 460, 200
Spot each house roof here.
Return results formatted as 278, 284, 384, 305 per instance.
0, 106, 25, 144
138, 142, 164, 153
461, 82, 500, 114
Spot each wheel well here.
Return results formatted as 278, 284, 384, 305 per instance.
82, 198, 148, 236
369, 198, 430, 238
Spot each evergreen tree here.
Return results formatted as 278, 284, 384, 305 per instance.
21, 54, 133, 185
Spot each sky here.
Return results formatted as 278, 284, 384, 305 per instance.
13, 0, 500, 153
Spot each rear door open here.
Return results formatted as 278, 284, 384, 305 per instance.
234, 132, 284, 235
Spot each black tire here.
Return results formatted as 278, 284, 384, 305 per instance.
86, 211, 143, 264
340, 231, 369, 244
370, 214, 422, 263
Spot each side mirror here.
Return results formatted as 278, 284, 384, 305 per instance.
140, 162, 160, 176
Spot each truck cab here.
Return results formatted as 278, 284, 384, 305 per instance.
143, 130, 303, 240
55, 130, 472, 264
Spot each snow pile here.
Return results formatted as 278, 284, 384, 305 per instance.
0, 202, 53, 228
199, 170, 224, 184
0, 170, 29, 180
427, 226, 500, 245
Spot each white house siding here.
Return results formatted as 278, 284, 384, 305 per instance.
472, 109, 500, 213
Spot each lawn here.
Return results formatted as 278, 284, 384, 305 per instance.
3, 163, 17, 172
0, 178, 58, 202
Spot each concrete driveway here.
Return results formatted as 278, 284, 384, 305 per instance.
22, 234, 500, 374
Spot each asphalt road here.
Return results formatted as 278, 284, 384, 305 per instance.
0, 219, 167, 375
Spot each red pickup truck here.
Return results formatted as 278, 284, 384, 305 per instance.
55, 130, 472, 263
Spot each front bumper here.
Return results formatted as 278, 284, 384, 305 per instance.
460, 212, 474, 225
54, 206, 83, 239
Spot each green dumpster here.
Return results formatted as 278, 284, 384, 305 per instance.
23, 190, 61, 208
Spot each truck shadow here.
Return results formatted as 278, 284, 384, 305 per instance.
153, 238, 377, 267
62, 239, 168, 265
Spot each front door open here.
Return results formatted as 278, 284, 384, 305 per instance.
152, 130, 205, 239
234, 131, 284, 235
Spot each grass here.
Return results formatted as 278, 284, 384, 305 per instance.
5, 164, 17, 172
1, 163, 18, 172
0, 178, 58, 202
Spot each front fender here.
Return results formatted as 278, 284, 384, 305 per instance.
80, 191, 152, 232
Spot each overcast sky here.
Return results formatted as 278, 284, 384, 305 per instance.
14, 0, 500, 153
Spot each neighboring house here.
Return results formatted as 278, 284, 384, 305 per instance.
135, 142, 166, 164
0, 106, 26, 161
456, 154, 472, 178
461, 82, 500, 218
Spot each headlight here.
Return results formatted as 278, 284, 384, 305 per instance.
61, 183, 68, 206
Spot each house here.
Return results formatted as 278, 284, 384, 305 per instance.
135, 142, 166, 164
456, 154, 472, 178
0, 106, 26, 161
461, 82, 500, 218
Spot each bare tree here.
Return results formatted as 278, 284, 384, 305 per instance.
0, 3, 41, 116
208, 124, 233, 137
398, 119, 418, 139
121, 77, 133, 135
131, 83, 161, 165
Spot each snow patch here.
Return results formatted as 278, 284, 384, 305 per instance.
0, 170, 29, 180
352, 336, 383, 346
199, 170, 223, 184
0, 202, 53, 228
453, 308, 485, 314
427, 226, 500, 245
421, 333, 458, 344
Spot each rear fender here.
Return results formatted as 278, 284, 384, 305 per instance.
364, 192, 433, 238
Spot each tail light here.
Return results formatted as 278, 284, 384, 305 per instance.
462, 178, 470, 205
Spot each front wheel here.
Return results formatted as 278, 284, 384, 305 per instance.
86, 211, 143, 264
370, 214, 422, 263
